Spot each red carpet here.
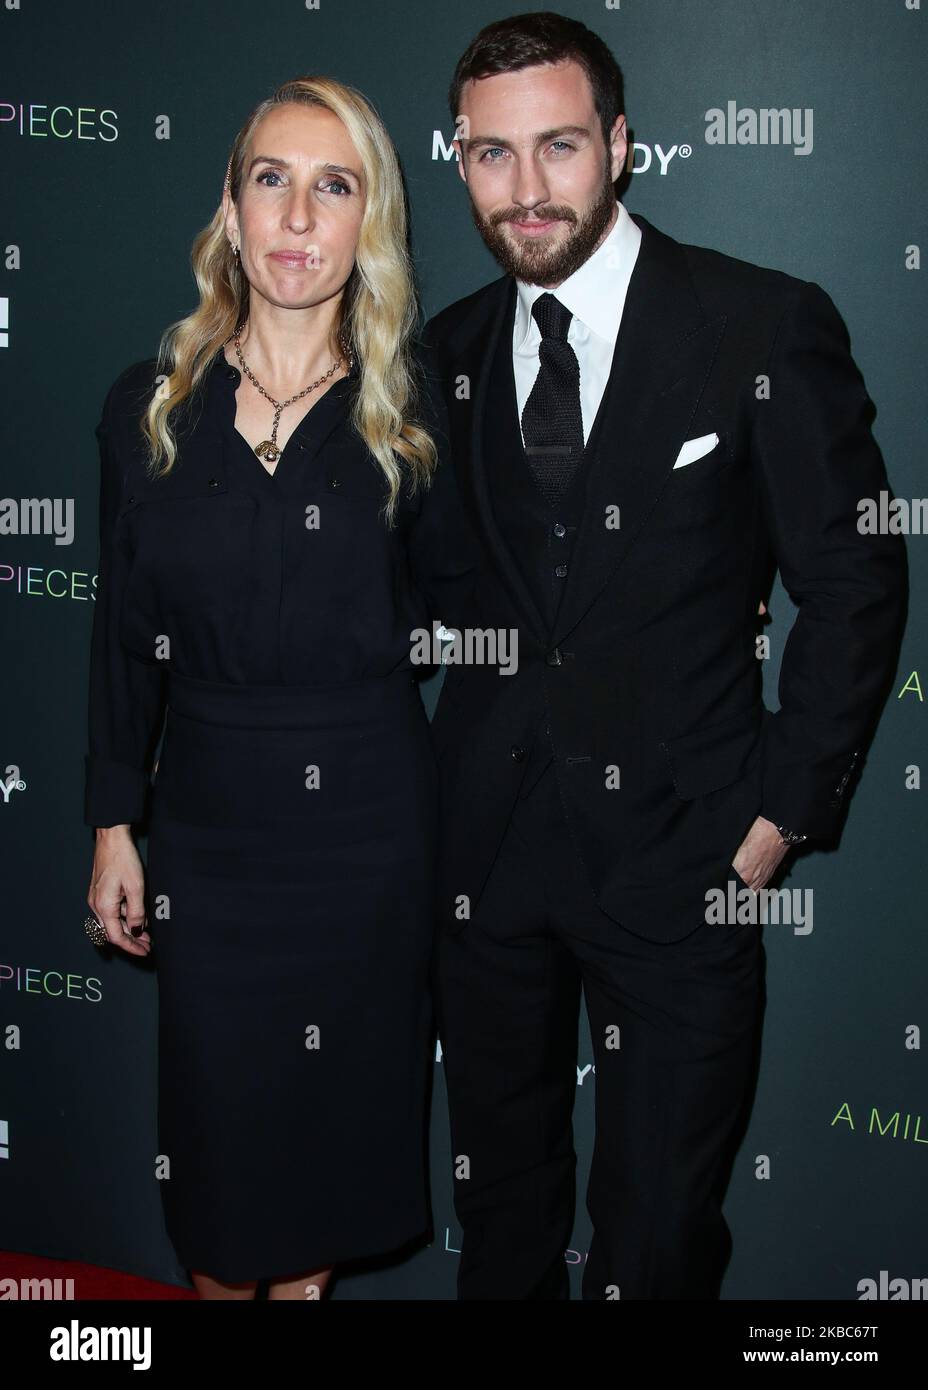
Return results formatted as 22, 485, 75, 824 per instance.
0, 1250, 196, 1299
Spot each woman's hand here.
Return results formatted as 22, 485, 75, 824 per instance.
87, 826, 152, 957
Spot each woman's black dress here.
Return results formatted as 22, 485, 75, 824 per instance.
83, 347, 474, 1282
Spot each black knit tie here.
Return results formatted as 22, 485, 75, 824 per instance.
520, 292, 585, 506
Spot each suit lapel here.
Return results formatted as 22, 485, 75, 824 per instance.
459, 275, 550, 645
549, 214, 727, 647
442, 213, 727, 651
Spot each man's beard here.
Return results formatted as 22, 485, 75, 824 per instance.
468, 168, 617, 286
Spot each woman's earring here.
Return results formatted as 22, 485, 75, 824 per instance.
232, 242, 240, 257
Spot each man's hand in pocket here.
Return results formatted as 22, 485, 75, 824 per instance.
731, 816, 789, 892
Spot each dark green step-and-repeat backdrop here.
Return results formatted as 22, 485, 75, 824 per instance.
1, 1, 925, 1298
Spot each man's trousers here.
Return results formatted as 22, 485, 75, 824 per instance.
434, 760, 765, 1300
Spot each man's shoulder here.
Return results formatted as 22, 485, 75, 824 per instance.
422, 217, 817, 347
422, 274, 510, 346
648, 215, 813, 313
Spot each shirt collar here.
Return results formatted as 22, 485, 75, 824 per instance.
208, 344, 360, 390
514, 199, 641, 351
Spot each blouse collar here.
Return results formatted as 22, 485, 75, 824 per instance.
208, 343, 360, 394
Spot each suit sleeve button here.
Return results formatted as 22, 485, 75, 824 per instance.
510, 745, 525, 762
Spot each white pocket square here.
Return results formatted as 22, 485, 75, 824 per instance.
672, 432, 719, 469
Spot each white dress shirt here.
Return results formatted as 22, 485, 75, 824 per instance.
513, 199, 642, 446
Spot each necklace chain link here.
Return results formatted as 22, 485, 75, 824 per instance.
229, 321, 353, 466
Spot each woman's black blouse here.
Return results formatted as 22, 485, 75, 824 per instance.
84, 346, 476, 829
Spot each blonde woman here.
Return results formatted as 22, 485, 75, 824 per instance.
83, 76, 474, 1300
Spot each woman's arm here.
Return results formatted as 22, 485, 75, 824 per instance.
84, 367, 166, 957
83, 367, 168, 830
405, 341, 479, 636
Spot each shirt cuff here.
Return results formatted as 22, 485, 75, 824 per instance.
83, 754, 150, 828
759, 805, 816, 840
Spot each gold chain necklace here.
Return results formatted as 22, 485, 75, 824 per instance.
230, 323, 353, 465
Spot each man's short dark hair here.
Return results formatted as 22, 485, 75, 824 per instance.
448, 10, 625, 149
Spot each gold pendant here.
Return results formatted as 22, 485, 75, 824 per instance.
255, 440, 280, 464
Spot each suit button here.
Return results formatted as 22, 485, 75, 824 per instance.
546, 648, 563, 666
555, 564, 568, 578
328, 477, 341, 489
510, 745, 525, 762
127, 494, 135, 504
553, 522, 566, 538
208, 478, 220, 488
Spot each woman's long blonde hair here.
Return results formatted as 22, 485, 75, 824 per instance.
141, 75, 436, 522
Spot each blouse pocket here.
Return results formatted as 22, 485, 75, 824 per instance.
120, 478, 257, 614
317, 458, 390, 508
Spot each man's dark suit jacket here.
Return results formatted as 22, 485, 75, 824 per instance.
421, 212, 907, 943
